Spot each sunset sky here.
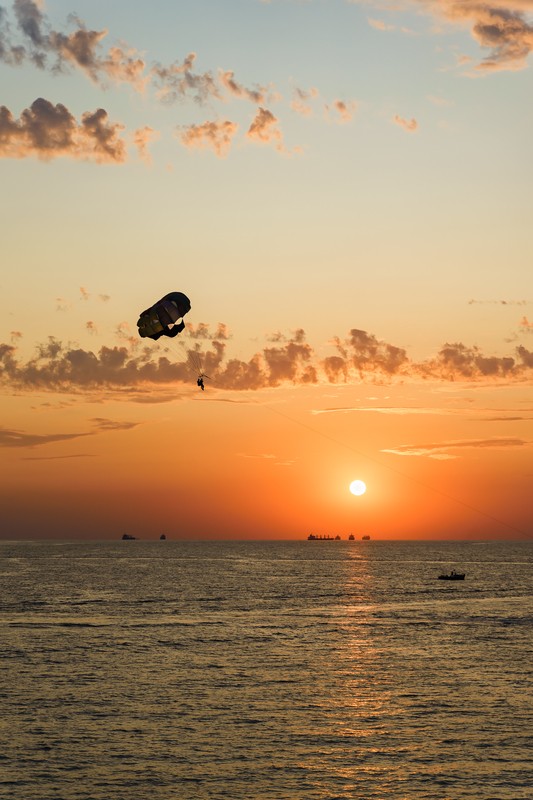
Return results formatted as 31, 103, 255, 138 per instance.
1, 0, 532, 540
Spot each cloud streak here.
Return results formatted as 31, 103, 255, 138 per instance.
0, 417, 140, 449
382, 436, 531, 459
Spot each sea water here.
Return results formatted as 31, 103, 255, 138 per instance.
1, 540, 531, 800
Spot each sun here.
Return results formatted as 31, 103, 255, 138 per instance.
349, 480, 367, 496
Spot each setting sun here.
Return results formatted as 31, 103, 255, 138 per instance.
349, 480, 367, 496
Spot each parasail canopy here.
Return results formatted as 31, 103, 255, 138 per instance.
137, 292, 191, 341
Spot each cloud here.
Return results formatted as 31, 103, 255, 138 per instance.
86, 321, 98, 335
393, 114, 418, 132
291, 86, 319, 117
311, 404, 533, 420
382, 436, 531, 460
78, 287, 111, 303
55, 296, 71, 311
517, 344, 533, 367
177, 119, 238, 157
261, 329, 317, 386
468, 298, 530, 305
326, 99, 357, 123
219, 69, 269, 103
0, 5, 26, 65
312, 405, 457, 416
444, 1, 533, 73
133, 126, 159, 163
358, 0, 533, 73
152, 52, 220, 104
325, 329, 410, 381
23, 453, 96, 461
421, 342, 518, 378
186, 323, 231, 340
10, 331, 22, 343
368, 18, 396, 32
519, 316, 533, 331
0, 426, 92, 448
428, 94, 452, 106
237, 452, 277, 459
90, 417, 140, 431
0, 98, 127, 162
0, 330, 317, 393
237, 451, 295, 467
247, 107, 286, 151
2, 0, 149, 89
1, 329, 532, 396
0, 416, 140, 449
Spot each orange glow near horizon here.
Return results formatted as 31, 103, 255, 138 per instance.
1, 380, 530, 541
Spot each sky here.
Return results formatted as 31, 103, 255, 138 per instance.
1, 0, 532, 541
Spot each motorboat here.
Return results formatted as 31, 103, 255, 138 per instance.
438, 570, 465, 580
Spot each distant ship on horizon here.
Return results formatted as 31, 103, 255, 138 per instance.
307, 534, 341, 541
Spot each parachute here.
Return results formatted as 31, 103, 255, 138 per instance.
137, 290, 208, 390
137, 292, 191, 341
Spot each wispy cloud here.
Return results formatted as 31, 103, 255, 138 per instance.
22, 453, 96, 460
326, 99, 357, 124
0, 427, 92, 448
133, 126, 159, 163
0, 417, 141, 449
469, 298, 531, 305
393, 114, 418, 132
312, 405, 533, 420
237, 452, 277, 459
237, 451, 296, 467
219, 69, 269, 104
312, 405, 460, 416
368, 18, 395, 32
291, 86, 319, 117
186, 323, 231, 340
152, 52, 219, 104
382, 436, 531, 460
177, 119, 238, 157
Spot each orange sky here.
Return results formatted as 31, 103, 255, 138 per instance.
1, 376, 531, 540
1, 1, 532, 540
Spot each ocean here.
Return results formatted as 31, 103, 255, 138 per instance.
1, 540, 531, 800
